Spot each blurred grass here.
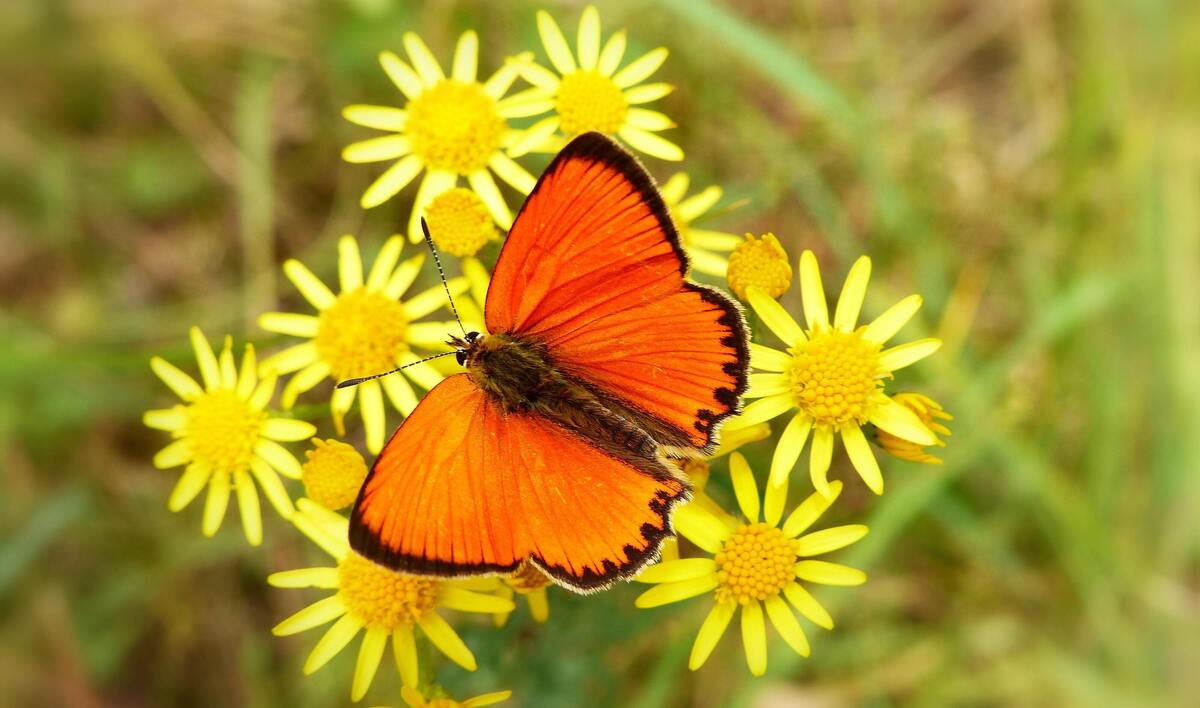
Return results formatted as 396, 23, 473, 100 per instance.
2, 0, 1199, 706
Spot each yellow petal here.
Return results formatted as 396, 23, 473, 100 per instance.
255, 439, 304, 479
536, 10, 577, 75
625, 108, 675, 131
617, 125, 683, 161
869, 396, 937, 445
250, 457, 294, 520
218, 339, 237, 390
799, 250, 829, 330
635, 558, 717, 584
383, 252, 426, 299
403, 32, 445, 86
150, 357, 203, 401
342, 134, 412, 164
237, 345, 258, 401
783, 582, 834, 629
342, 104, 407, 131
283, 259, 336, 310
153, 439, 192, 469
676, 185, 722, 223
351, 627, 388, 701
879, 338, 942, 372
841, 424, 883, 494
407, 170, 456, 242
234, 469, 262, 546
143, 407, 185, 432
468, 169, 513, 229
259, 312, 321, 336
167, 463, 209, 511
688, 228, 742, 251
795, 560, 867, 586
729, 452, 760, 522
485, 52, 531, 98
769, 412, 812, 487
403, 278, 469, 320
809, 426, 835, 498
634, 575, 719, 608
268, 567, 339, 589
507, 116, 560, 157
280, 360, 330, 408
747, 288, 806, 346
488, 152, 537, 195
833, 256, 871, 332
379, 51, 423, 100
688, 248, 729, 277
272, 594, 346, 636
527, 588, 550, 623
688, 601, 736, 670
624, 82, 673, 105
781, 481, 843, 538
417, 611, 477, 671
331, 380, 356, 436
360, 380, 386, 454
451, 30, 478, 83
201, 471, 230, 537
749, 342, 792, 372
763, 470, 788, 528
516, 62, 562, 93
262, 418, 317, 442
660, 172, 689, 205
723, 394, 793, 430
672, 503, 732, 553
577, 5, 601, 70
764, 595, 810, 657
366, 236, 404, 291
463, 690, 514, 708
740, 601, 767, 676
361, 154, 424, 209
745, 372, 789, 399
439, 586, 515, 614
260, 342, 320, 380
795, 525, 869, 556
303, 613, 364, 674
189, 327, 221, 391
392, 625, 419, 686
597, 29, 627, 76
863, 294, 922, 345
382, 373, 419, 417
613, 47, 668, 88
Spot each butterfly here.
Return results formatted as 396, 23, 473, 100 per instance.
348, 132, 750, 593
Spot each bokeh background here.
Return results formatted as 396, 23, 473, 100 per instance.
3, 0, 1199, 706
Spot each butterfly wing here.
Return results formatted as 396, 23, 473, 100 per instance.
485, 132, 748, 454
349, 374, 688, 591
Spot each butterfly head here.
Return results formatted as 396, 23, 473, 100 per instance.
449, 331, 483, 367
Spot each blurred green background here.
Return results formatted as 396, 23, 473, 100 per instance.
3, 0, 1199, 706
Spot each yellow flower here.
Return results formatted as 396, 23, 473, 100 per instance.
342, 31, 542, 240
731, 250, 943, 496
660, 173, 742, 277
258, 234, 468, 454
512, 5, 682, 161
875, 393, 952, 464
302, 439, 367, 510
398, 686, 512, 708
145, 328, 312, 546
635, 453, 867, 677
493, 561, 553, 627
726, 233, 793, 301
424, 187, 499, 258
270, 500, 513, 702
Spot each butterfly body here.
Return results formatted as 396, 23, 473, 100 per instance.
351, 133, 749, 592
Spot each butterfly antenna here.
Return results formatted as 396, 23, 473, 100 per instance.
335, 351, 458, 389
421, 217, 469, 338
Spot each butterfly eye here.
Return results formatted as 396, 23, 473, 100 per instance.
455, 350, 467, 366
465, 331, 480, 343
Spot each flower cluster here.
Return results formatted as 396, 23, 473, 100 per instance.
142, 4, 951, 701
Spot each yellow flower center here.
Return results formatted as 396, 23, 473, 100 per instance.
678, 458, 711, 494
726, 233, 792, 300
714, 523, 797, 604
315, 289, 409, 381
505, 561, 552, 594
788, 329, 881, 426
556, 70, 628, 135
302, 439, 367, 510
337, 554, 439, 628
183, 390, 264, 475
405, 80, 504, 173
425, 187, 498, 258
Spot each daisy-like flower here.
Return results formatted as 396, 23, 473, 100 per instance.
731, 250, 943, 496
512, 5, 683, 161
659, 173, 743, 277
725, 233, 793, 301
342, 31, 541, 240
270, 500, 513, 702
258, 235, 468, 454
635, 453, 867, 676
145, 328, 313, 545
397, 686, 511, 708
492, 560, 553, 627
875, 393, 952, 464
301, 438, 368, 511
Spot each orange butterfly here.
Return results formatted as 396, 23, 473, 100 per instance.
349, 132, 749, 592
